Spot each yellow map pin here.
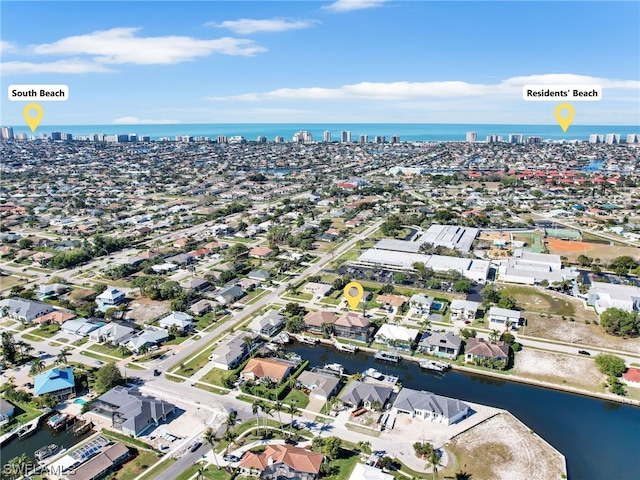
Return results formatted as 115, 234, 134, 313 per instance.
343, 281, 364, 310
554, 103, 574, 132
23, 103, 44, 132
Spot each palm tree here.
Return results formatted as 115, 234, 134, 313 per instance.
138, 344, 149, 358
251, 399, 263, 433
118, 344, 131, 357
455, 471, 472, 480
286, 402, 300, 438
8, 453, 29, 473
225, 410, 237, 430
56, 347, 71, 366
274, 399, 285, 432
243, 335, 255, 354
203, 427, 220, 470
261, 403, 273, 437
222, 427, 237, 454
29, 357, 45, 376
427, 450, 443, 480
488, 329, 501, 343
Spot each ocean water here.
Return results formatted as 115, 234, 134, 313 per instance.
10, 123, 640, 142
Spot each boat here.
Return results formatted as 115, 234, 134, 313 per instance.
35, 444, 59, 461
16, 423, 37, 439
47, 413, 69, 429
334, 341, 358, 353
323, 363, 344, 375
374, 350, 400, 363
419, 360, 451, 372
297, 335, 319, 345
273, 332, 290, 344
363, 368, 384, 380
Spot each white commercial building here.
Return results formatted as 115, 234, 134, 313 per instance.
587, 283, 640, 314
499, 249, 578, 285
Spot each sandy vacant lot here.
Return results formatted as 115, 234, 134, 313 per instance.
444, 413, 566, 480
513, 348, 607, 391
127, 297, 171, 323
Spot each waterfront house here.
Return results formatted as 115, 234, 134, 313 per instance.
66, 441, 131, 480
209, 331, 258, 370
449, 299, 480, 321
339, 380, 392, 409
0, 298, 54, 323
417, 331, 462, 359
334, 312, 371, 342
623, 367, 640, 388
158, 311, 194, 332
92, 386, 175, 437
96, 288, 126, 311
392, 388, 469, 425
488, 307, 521, 331
238, 444, 324, 480
34, 367, 75, 399
0, 399, 15, 421
373, 324, 420, 351
248, 310, 286, 337
240, 357, 293, 383
464, 338, 510, 369
297, 371, 340, 402
303, 311, 338, 335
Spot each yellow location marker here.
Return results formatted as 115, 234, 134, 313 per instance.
554, 103, 575, 132
23, 103, 44, 132
343, 281, 364, 310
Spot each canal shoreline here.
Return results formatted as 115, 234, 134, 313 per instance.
317, 338, 640, 407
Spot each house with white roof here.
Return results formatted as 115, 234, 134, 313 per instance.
409, 294, 434, 316
158, 311, 193, 331
587, 283, 640, 314
208, 331, 258, 370
96, 288, 126, 311
417, 331, 462, 359
373, 324, 420, 351
392, 388, 469, 425
0, 298, 54, 323
248, 310, 286, 337
488, 307, 521, 330
126, 328, 169, 353
90, 323, 137, 345
450, 299, 480, 321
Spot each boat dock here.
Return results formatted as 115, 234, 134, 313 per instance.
73, 420, 93, 436
334, 341, 358, 353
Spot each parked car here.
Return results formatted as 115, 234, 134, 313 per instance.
223, 454, 240, 462
578, 350, 591, 356
189, 441, 203, 453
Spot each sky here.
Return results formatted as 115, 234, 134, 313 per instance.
1, 0, 639, 125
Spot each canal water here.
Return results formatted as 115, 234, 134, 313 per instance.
1, 420, 92, 466
288, 343, 640, 480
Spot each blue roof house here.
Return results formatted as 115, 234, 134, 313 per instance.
34, 367, 76, 399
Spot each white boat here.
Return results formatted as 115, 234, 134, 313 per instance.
35, 444, 59, 461
363, 368, 384, 380
273, 332, 290, 344
323, 363, 344, 375
419, 360, 451, 372
374, 350, 400, 363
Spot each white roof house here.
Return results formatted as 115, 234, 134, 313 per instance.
409, 294, 434, 315
96, 288, 126, 310
349, 463, 394, 480
126, 328, 169, 353
248, 310, 286, 337
374, 324, 420, 350
392, 388, 469, 425
450, 299, 480, 321
488, 307, 521, 330
90, 323, 137, 344
158, 311, 193, 331
587, 283, 640, 314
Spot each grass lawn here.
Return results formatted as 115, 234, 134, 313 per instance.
171, 346, 215, 378
88, 343, 131, 358
0, 401, 42, 434
72, 337, 89, 346
137, 457, 177, 480
199, 367, 231, 386
163, 334, 191, 346
194, 383, 229, 395
29, 323, 61, 338
282, 291, 313, 301
344, 422, 380, 437
175, 463, 232, 480
319, 297, 341, 306
246, 289, 268, 305
282, 388, 310, 409
21, 333, 48, 342
111, 450, 161, 480
500, 285, 576, 317
80, 350, 113, 362
125, 362, 144, 370
326, 449, 361, 480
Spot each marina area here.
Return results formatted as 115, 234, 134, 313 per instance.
286, 342, 640, 480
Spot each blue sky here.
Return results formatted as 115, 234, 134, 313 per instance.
1, 0, 639, 125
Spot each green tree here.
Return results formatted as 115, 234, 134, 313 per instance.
1, 331, 18, 364
488, 329, 501, 342
286, 402, 300, 438
599, 308, 640, 338
322, 436, 342, 460
428, 450, 443, 480
393, 273, 408, 284
454, 280, 472, 293
480, 284, 501, 303
357, 441, 372, 455
594, 354, 626, 377
459, 328, 477, 340
29, 357, 45, 376
56, 347, 71, 366
94, 362, 124, 393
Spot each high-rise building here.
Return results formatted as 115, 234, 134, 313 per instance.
341, 130, 351, 142
508, 134, 523, 144
61, 133, 73, 141
51, 132, 62, 141
589, 134, 603, 144
626, 133, 639, 144
128, 133, 138, 142
605, 134, 620, 145
217, 135, 228, 143
390, 135, 400, 144
359, 134, 368, 144
374, 135, 385, 143
140, 135, 151, 142
274, 136, 284, 143
323, 131, 331, 142
526, 136, 542, 144
257, 135, 267, 143
292, 131, 313, 143
1, 127, 14, 140
465, 131, 477, 143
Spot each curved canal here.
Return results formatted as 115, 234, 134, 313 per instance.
288, 343, 640, 480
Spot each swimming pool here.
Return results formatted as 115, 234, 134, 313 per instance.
73, 398, 87, 405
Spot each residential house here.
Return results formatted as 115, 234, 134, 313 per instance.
488, 307, 521, 331
183, 278, 211, 293
449, 299, 480, 321
240, 357, 294, 383
392, 388, 469, 425
34, 367, 75, 399
61, 318, 104, 337
249, 247, 274, 258
90, 323, 137, 345
0, 399, 15, 422
238, 444, 324, 480
297, 371, 340, 401
623, 367, 640, 388
303, 282, 333, 298
33, 309, 76, 326
158, 311, 194, 332
0, 298, 54, 323
377, 294, 409, 311
334, 312, 371, 342
189, 299, 214, 316
96, 288, 126, 311
303, 311, 338, 335
417, 331, 462, 359
409, 294, 434, 316
248, 310, 286, 337
65, 442, 131, 480
92, 386, 175, 437
215, 285, 245, 305
37, 283, 69, 300
209, 331, 258, 370
248, 270, 271, 282
339, 381, 393, 409
349, 463, 394, 480
126, 328, 169, 353
464, 338, 510, 369
373, 324, 420, 351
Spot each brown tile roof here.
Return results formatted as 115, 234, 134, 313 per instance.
304, 311, 338, 327
465, 338, 510, 359
34, 310, 76, 324
239, 444, 324, 474
335, 312, 369, 328
376, 294, 409, 307
241, 358, 292, 382
249, 246, 274, 257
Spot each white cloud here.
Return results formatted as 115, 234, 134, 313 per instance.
0, 40, 16, 53
206, 74, 640, 102
112, 116, 177, 125
1, 59, 115, 75
323, 0, 388, 13
32, 27, 266, 64
207, 18, 318, 34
